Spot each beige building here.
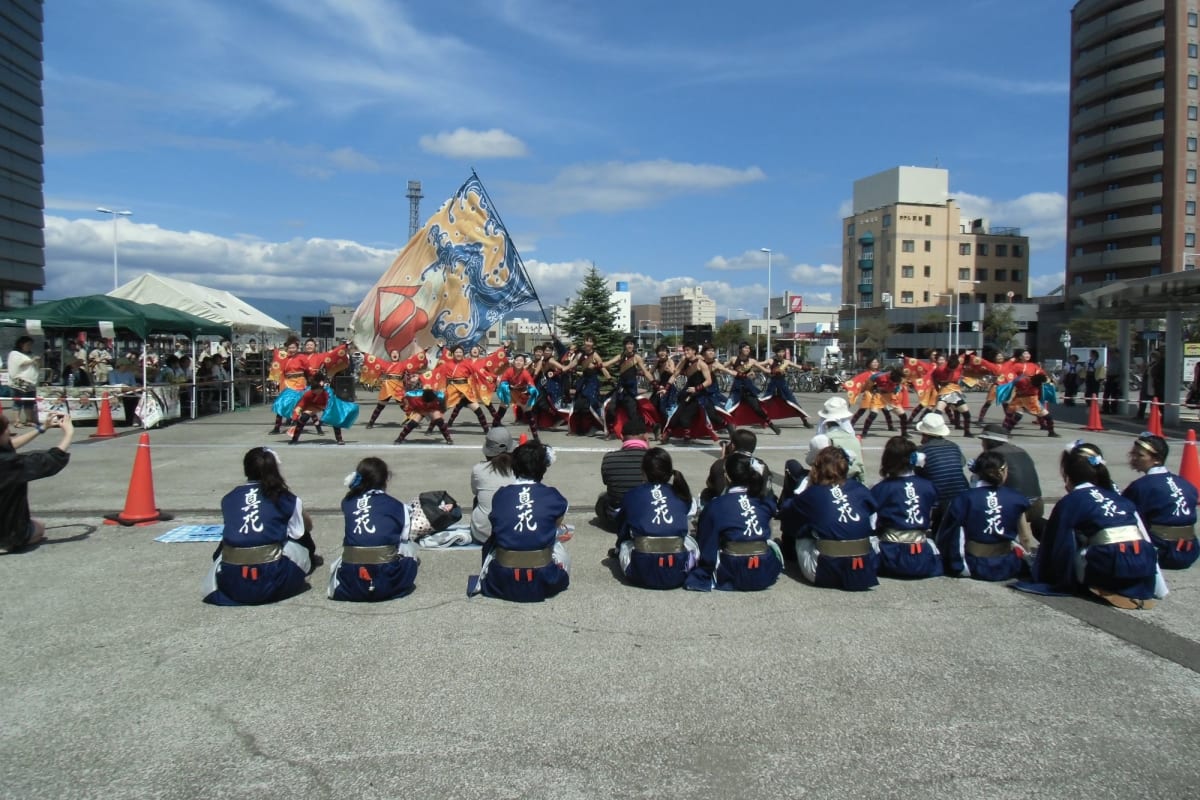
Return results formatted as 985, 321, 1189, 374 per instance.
1067, 0, 1195, 297
842, 167, 1031, 314
659, 286, 716, 331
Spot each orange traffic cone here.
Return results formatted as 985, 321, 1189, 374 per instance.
104, 433, 174, 526
1180, 429, 1200, 492
1148, 397, 1163, 437
1084, 394, 1105, 432
519, 433, 529, 446
91, 392, 117, 438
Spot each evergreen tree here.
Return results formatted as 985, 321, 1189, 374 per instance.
562, 264, 625, 353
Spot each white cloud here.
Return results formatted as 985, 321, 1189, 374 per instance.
706, 249, 842, 287
953, 190, 1066, 252
419, 128, 529, 159
1029, 271, 1065, 297
509, 159, 766, 215
935, 71, 1069, 96
837, 198, 853, 219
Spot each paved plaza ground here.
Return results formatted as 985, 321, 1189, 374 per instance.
2, 393, 1198, 799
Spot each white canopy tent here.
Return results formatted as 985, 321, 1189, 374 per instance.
109, 273, 290, 339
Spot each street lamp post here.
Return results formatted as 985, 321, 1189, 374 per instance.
935, 292, 954, 353
761, 247, 772, 358
97, 207, 133, 291
840, 302, 858, 369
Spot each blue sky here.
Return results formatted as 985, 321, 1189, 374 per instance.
41, 0, 1072, 320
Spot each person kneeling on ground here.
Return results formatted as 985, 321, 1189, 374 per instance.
615, 447, 697, 590
780, 446, 879, 591
687, 452, 782, 592
476, 440, 571, 602
1034, 441, 1166, 610
1122, 433, 1198, 570
936, 451, 1034, 581
0, 411, 74, 552
595, 416, 650, 532
202, 447, 319, 606
328, 457, 420, 602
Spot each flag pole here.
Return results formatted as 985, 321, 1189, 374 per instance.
470, 169, 552, 329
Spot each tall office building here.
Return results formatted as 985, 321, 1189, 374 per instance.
1068, 1, 1195, 294
610, 280, 631, 332
0, 0, 45, 308
842, 167, 1030, 311
659, 286, 716, 331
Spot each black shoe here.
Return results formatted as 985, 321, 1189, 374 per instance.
365, 422, 374, 429
607, 547, 618, 558
1048, 431, 1061, 438
801, 417, 812, 428
315, 425, 324, 436
768, 422, 781, 435
269, 427, 281, 435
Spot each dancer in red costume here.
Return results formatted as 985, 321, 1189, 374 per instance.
362, 350, 428, 429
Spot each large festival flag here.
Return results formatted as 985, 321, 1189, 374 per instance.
349, 173, 538, 358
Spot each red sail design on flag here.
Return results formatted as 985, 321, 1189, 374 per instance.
349, 174, 538, 358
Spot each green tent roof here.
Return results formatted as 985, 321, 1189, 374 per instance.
0, 295, 231, 339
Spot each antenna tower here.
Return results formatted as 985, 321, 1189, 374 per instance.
406, 180, 423, 239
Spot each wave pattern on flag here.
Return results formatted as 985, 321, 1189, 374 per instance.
349, 174, 537, 358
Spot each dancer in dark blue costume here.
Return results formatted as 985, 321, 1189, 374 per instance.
870, 436, 942, 578
649, 344, 679, 434
615, 447, 697, 590
1122, 433, 1198, 570
1034, 441, 1166, 609
780, 446, 879, 591
712, 342, 779, 434
936, 451, 1033, 581
565, 336, 610, 435
687, 452, 781, 591
603, 336, 656, 438
203, 447, 317, 606
759, 343, 813, 428
328, 457, 420, 602
475, 441, 571, 602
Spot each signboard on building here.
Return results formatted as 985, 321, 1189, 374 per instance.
1185, 343, 1200, 385
789, 296, 803, 313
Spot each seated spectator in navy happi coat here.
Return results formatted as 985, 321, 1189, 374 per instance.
936, 451, 1033, 582
1123, 434, 1198, 570
687, 452, 781, 592
1035, 441, 1165, 609
328, 457, 420, 602
870, 436, 942, 579
203, 447, 317, 606
616, 447, 697, 590
780, 446, 879, 591
478, 441, 571, 602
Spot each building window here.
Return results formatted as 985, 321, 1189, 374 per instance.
1105, 242, 1118, 251
1188, 233, 1197, 247
901, 265, 914, 278
1011, 270, 1022, 281
1189, 169, 1197, 184
882, 214, 891, 227
1191, 11, 1199, 26
1190, 138, 1198, 152
1191, 106, 1199, 121
958, 267, 971, 280
995, 269, 1007, 281
1104, 271, 1117, 282
1192, 74, 1200, 89
923, 240, 931, 252
1153, 141, 1165, 151
922, 291, 930, 302
1154, 109, 1166, 120
1188, 200, 1197, 215
978, 243, 989, 256
959, 243, 971, 255
976, 268, 989, 281
1152, 203, 1163, 213
1013, 245, 1023, 257
1075, 218, 1086, 228
996, 244, 1008, 257
924, 215, 932, 226
900, 291, 914, 304
1106, 212, 1119, 221
902, 239, 915, 252
1074, 246, 1084, 256
1190, 43, 1198, 58
1151, 235, 1162, 245
923, 265, 931, 277
847, 222, 855, 236
1152, 172, 1164, 182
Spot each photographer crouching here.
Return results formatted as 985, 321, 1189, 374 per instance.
0, 411, 75, 552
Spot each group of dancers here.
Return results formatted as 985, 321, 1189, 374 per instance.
842, 347, 1060, 440
267, 335, 825, 446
